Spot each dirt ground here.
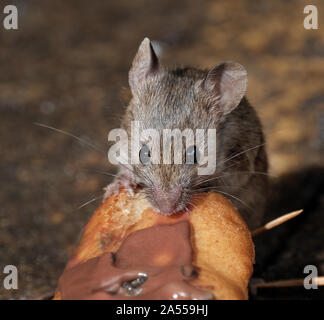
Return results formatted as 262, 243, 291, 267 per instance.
0, 0, 323, 299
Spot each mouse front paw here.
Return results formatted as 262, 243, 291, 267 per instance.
103, 176, 137, 201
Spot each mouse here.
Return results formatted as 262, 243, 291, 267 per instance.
104, 37, 268, 230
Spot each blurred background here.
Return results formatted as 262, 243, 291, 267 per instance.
0, 0, 323, 299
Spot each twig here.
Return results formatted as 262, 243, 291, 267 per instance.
252, 276, 324, 289
252, 209, 303, 237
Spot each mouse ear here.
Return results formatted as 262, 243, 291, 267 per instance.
200, 62, 247, 115
129, 37, 159, 97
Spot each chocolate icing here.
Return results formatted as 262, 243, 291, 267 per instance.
58, 221, 213, 300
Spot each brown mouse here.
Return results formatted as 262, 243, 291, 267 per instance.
104, 38, 268, 229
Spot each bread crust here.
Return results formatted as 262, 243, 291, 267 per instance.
54, 191, 254, 300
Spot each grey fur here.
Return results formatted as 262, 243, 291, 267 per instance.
106, 38, 268, 230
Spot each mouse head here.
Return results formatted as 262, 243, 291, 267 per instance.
126, 38, 247, 215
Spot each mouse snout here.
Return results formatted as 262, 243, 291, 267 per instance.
152, 186, 183, 215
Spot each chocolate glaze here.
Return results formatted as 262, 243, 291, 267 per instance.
58, 221, 213, 300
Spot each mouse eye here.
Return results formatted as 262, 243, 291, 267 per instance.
185, 145, 199, 164
139, 145, 151, 165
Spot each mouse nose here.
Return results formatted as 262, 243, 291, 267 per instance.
152, 186, 183, 214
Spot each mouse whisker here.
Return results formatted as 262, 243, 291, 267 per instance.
33, 122, 105, 154
114, 153, 155, 186
192, 170, 273, 188
218, 143, 266, 168
78, 168, 120, 179
191, 185, 226, 193
192, 187, 255, 214
78, 195, 103, 209
133, 166, 155, 186
186, 200, 198, 211
33, 123, 152, 190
